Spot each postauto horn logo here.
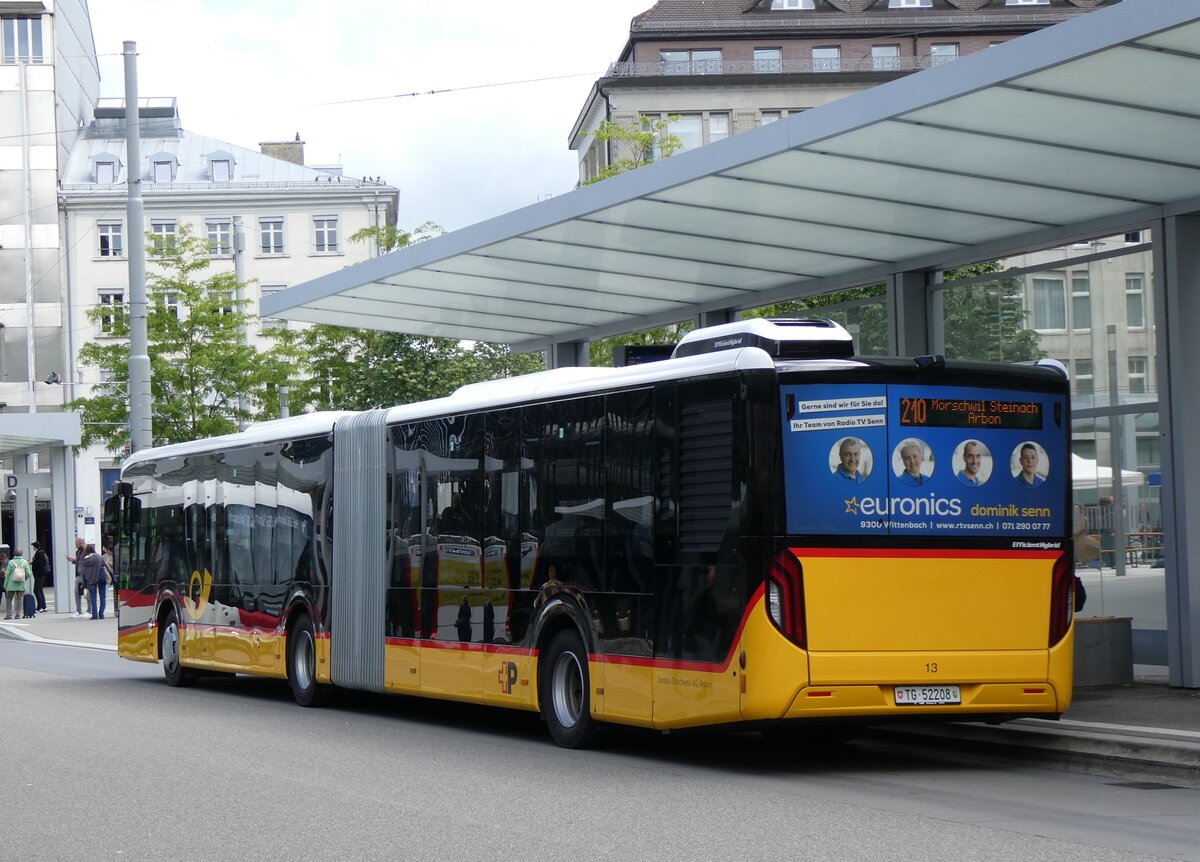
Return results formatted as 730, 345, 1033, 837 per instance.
844, 492, 963, 517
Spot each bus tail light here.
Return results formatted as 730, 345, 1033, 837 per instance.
1048, 553, 1074, 648
766, 550, 806, 649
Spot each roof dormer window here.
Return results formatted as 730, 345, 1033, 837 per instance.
97, 161, 116, 184
153, 160, 173, 183
770, 0, 814, 9
147, 150, 178, 183
890, 0, 931, 7
205, 150, 236, 182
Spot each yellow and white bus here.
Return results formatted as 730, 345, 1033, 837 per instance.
106, 318, 1075, 747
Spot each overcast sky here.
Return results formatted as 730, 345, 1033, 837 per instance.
86, 0, 652, 232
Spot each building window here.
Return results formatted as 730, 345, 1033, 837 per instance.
661, 113, 732, 152
872, 45, 901, 71
1126, 274, 1146, 328
314, 217, 339, 253
217, 291, 234, 315
151, 221, 176, 256
771, 0, 814, 8
260, 218, 284, 254
2, 16, 43, 64
761, 111, 782, 125
1074, 359, 1094, 397
1031, 276, 1066, 331
153, 160, 173, 183
98, 223, 123, 258
162, 290, 179, 318
1128, 357, 1148, 395
260, 286, 287, 330
1071, 275, 1091, 330
98, 290, 125, 334
813, 47, 840, 73
754, 47, 782, 73
207, 219, 232, 256
890, 0, 931, 7
1125, 230, 1145, 244
931, 44, 959, 66
660, 48, 722, 76
211, 159, 232, 181
96, 161, 116, 184
1006, 0, 1049, 5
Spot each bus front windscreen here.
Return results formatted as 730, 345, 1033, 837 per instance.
779, 382, 1068, 538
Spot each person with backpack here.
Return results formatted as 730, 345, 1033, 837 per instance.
4, 549, 32, 620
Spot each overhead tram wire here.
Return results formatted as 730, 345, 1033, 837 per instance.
309, 70, 603, 107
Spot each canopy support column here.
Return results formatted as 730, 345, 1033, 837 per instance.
888, 271, 931, 357
1158, 214, 1200, 688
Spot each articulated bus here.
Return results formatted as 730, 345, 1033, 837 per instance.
105, 318, 1075, 748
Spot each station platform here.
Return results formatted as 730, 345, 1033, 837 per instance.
1, 601, 1196, 783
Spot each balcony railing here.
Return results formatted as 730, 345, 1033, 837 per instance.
605, 56, 938, 77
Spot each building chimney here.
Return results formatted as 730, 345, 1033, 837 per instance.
260, 134, 305, 165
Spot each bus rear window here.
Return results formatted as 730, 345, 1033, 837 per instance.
779, 382, 1068, 539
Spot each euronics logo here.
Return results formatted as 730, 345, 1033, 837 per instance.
845, 493, 964, 518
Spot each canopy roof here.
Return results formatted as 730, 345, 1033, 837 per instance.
263, 0, 1200, 352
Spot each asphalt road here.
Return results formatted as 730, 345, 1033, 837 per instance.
2, 640, 1197, 862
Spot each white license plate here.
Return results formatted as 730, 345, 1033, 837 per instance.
894, 685, 961, 706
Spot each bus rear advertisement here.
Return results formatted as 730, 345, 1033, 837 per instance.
106, 318, 1075, 748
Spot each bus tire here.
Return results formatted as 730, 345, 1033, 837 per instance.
540, 629, 598, 749
160, 606, 198, 688
287, 614, 329, 707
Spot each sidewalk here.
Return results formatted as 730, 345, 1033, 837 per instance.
0, 602, 1196, 782
0, 595, 116, 651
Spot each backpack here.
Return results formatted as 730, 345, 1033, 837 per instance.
10, 558, 30, 584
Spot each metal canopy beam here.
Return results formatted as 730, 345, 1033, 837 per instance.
263, 0, 1200, 353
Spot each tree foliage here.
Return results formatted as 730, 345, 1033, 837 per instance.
69, 224, 298, 450
743, 262, 1043, 361
287, 222, 543, 410
581, 116, 684, 185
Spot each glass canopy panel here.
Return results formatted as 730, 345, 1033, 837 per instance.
601, 198, 955, 265
301, 304, 535, 343
442, 253, 746, 305
727, 150, 1111, 226
823, 122, 1198, 205
1013, 46, 1200, 116
1138, 19, 1200, 57
487, 236, 786, 292
388, 269, 687, 315
654, 175, 1033, 245
906, 89, 1200, 168
318, 294, 565, 336
529, 219, 841, 278
349, 282, 626, 328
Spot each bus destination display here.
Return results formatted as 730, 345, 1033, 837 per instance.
899, 396, 1042, 431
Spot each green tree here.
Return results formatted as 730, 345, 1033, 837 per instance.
288, 222, 543, 410
581, 116, 684, 185
69, 224, 298, 450
744, 262, 1043, 361
588, 322, 693, 367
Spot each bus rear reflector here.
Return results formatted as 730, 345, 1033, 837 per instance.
1048, 553, 1073, 648
767, 550, 806, 649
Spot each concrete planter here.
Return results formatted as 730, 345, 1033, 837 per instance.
1074, 616, 1134, 687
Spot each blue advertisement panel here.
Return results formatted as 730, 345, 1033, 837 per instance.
780, 383, 1067, 537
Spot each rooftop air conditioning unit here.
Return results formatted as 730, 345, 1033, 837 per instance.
672, 318, 855, 360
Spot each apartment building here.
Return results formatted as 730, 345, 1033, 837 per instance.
58, 97, 398, 525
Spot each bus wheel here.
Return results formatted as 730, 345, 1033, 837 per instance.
287, 614, 329, 707
160, 606, 198, 688
541, 629, 598, 749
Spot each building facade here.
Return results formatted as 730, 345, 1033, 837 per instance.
57, 98, 398, 537
570, 0, 1115, 184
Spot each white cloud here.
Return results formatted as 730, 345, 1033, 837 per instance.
88, 0, 649, 231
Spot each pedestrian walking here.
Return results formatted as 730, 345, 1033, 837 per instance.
77, 543, 106, 620
30, 541, 50, 613
4, 548, 32, 620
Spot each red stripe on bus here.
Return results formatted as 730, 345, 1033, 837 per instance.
789, 547, 1062, 560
